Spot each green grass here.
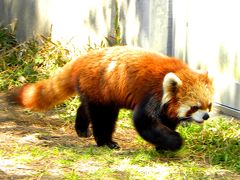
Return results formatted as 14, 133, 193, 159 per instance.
178, 117, 240, 172
0, 24, 239, 179
1, 113, 239, 179
0, 25, 72, 91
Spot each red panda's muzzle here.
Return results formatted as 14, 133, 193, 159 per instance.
179, 112, 210, 123
202, 113, 210, 120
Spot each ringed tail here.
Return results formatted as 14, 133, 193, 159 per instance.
7, 62, 76, 111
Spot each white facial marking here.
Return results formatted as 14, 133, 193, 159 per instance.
192, 110, 209, 123
162, 73, 182, 105
107, 61, 117, 73
177, 105, 190, 118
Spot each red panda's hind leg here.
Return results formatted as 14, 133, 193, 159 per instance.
75, 100, 91, 137
86, 102, 120, 149
133, 96, 183, 151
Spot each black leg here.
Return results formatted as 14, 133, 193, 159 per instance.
87, 103, 120, 149
133, 96, 183, 151
75, 102, 91, 137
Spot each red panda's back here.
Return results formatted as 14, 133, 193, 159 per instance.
72, 46, 188, 109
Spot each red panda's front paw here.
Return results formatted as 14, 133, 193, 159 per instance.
155, 132, 183, 152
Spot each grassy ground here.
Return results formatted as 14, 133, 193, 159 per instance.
0, 25, 239, 179
0, 97, 239, 179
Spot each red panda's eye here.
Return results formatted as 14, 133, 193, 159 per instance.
191, 106, 199, 111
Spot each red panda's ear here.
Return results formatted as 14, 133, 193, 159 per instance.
207, 71, 214, 82
195, 69, 214, 83
161, 73, 182, 105
195, 69, 208, 75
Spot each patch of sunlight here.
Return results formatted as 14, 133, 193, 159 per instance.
73, 160, 103, 173
111, 158, 171, 179
18, 133, 41, 144
0, 157, 37, 176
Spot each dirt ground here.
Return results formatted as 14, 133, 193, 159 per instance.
0, 92, 138, 179
0, 92, 75, 178
1, 92, 239, 179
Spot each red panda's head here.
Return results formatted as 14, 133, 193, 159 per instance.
162, 71, 214, 123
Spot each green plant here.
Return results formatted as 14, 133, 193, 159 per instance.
105, 0, 124, 46
0, 29, 70, 90
0, 24, 17, 51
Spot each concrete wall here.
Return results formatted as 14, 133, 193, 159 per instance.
0, 0, 51, 41
173, 0, 240, 116
0, 0, 171, 54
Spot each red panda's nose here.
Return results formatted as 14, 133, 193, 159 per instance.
203, 113, 210, 120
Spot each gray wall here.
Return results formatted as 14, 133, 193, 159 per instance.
0, 0, 51, 41
0, 0, 171, 54
173, 0, 240, 117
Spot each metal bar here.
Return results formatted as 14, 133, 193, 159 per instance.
214, 102, 240, 118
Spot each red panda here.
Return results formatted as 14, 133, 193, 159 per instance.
8, 46, 214, 151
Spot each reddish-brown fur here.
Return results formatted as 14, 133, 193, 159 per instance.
72, 47, 190, 108
8, 46, 212, 112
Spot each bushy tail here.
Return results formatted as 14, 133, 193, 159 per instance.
7, 62, 77, 111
